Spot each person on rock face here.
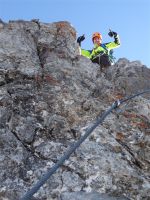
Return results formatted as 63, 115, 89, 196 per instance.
77, 30, 120, 69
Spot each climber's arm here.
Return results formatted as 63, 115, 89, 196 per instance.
77, 35, 91, 58
81, 49, 91, 59
106, 31, 120, 50
105, 40, 120, 50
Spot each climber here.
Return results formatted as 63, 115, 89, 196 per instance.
77, 30, 120, 69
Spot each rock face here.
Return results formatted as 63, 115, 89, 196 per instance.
0, 20, 150, 200
61, 192, 129, 200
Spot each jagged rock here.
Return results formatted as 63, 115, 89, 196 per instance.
106, 58, 150, 96
0, 20, 150, 200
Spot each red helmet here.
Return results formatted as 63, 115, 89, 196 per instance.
92, 32, 102, 42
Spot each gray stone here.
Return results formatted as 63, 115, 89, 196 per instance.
60, 191, 129, 200
0, 19, 150, 200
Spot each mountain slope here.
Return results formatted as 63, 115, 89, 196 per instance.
0, 20, 150, 200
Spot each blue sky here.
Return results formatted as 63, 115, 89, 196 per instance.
1, 0, 150, 67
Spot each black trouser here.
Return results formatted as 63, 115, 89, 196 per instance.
92, 54, 112, 69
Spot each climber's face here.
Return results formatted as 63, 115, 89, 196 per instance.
93, 36, 102, 46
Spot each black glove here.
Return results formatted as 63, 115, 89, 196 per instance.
77, 34, 85, 46
108, 30, 117, 38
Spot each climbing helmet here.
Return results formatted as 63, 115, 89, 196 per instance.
92, 32, 102, 42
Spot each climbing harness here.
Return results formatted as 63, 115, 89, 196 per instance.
92, 52, 105, 66
91, 44, 115, 69
21, 89, 150, 200
101, 43, 116, 64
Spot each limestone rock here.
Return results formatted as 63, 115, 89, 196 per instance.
0, 19, 150, 200
60, 191, 129, 200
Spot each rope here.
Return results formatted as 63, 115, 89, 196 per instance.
119, 89, 150, 104
21, 89, 150, 200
